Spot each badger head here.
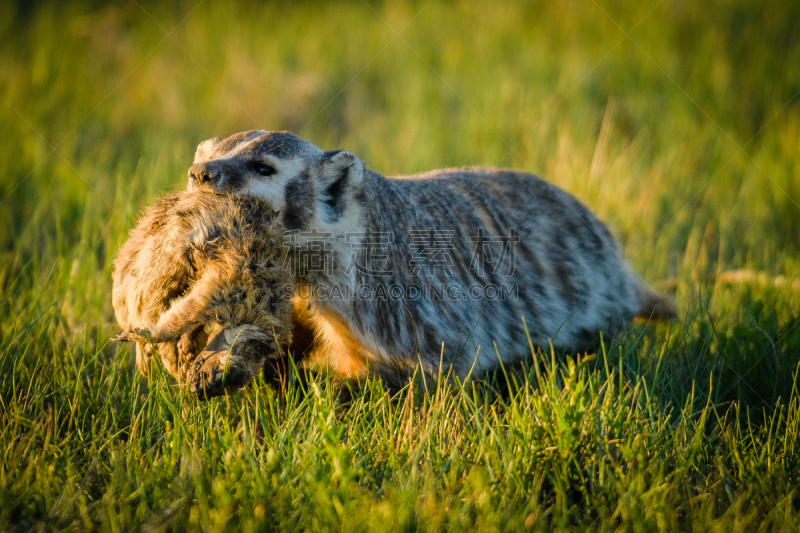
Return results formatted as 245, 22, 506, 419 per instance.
186, 130, 365, 233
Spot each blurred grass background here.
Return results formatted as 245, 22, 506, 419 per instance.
1, 0, 800, 530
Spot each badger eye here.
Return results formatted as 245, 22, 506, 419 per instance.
248, 161, 276, 177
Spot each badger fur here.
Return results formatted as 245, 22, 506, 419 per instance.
184, 130, 676, 387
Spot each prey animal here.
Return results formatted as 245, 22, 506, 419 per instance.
112, 191, 293, 397
186, 130, 676, 386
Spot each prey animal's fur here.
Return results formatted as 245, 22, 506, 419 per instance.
112, 191, 293, 397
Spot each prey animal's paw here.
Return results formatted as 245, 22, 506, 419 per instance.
111, 328, 150, 343
177, 327, 210, 364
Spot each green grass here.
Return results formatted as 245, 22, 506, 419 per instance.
2, 0, 800, 530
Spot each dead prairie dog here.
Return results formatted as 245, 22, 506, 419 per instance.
112, 191, 293, 397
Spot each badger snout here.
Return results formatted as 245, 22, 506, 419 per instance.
188, 161, 220, 188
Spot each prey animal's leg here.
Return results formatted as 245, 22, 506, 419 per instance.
113, 269, 226, 344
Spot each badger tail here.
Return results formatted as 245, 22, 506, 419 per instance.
634, 279, 678, 322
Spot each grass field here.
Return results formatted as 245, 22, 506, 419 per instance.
2, 0, 800, 530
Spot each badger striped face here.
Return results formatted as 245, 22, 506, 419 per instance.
186, 130, 365, 234
187, 131, 316, 214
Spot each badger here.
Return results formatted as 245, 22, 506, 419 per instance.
112, 191, 293, 397
185, 130, 675, 386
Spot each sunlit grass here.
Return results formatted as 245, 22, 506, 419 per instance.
1, 0, 799, 530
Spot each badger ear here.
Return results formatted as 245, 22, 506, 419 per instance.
316, 150, 364, 221
194, 137, 222, 163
